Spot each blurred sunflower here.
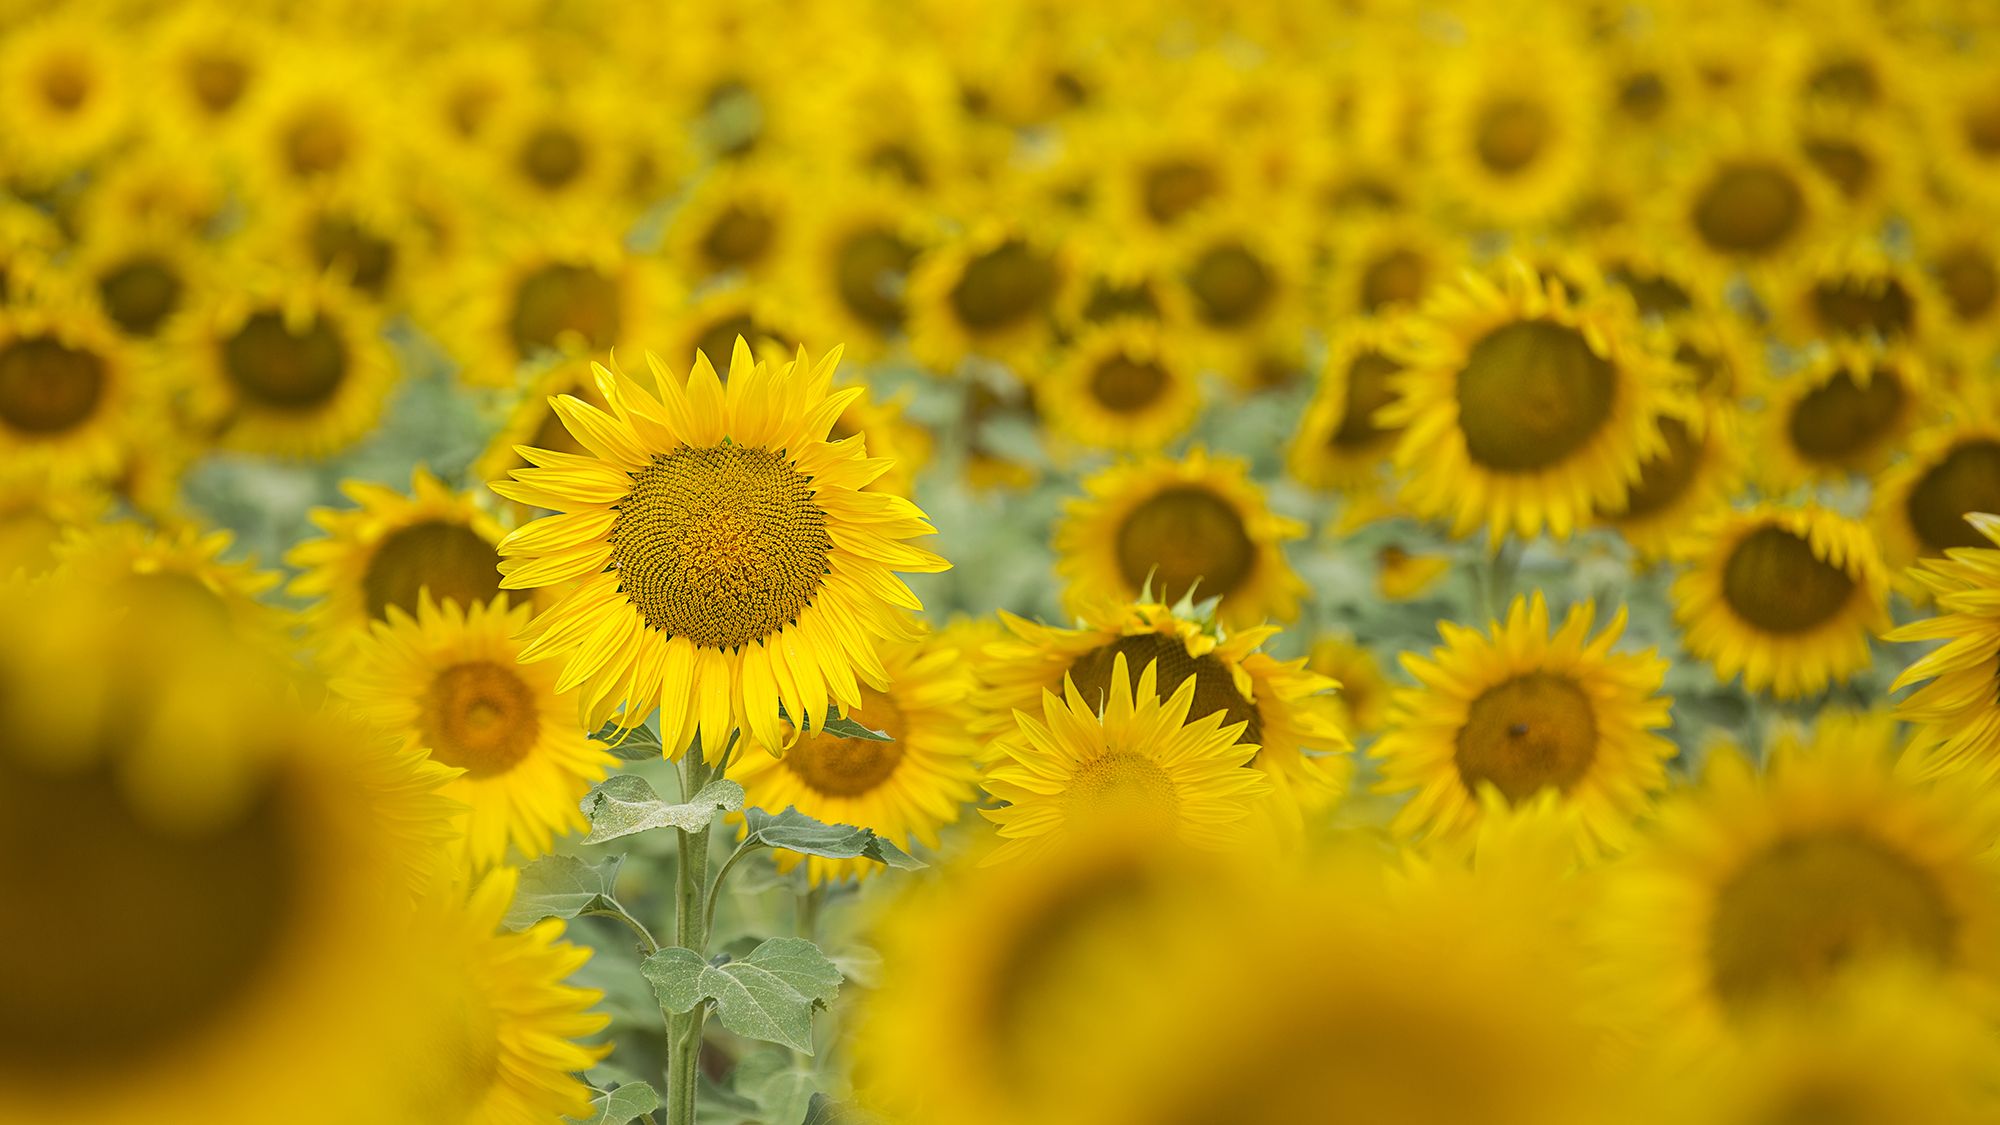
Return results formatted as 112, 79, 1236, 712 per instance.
731, 624, 980, 883
72, 214, 204, 342
287, 467, 508, 661
1373, 593, 1674, 854
1054, 448, 1307, 628
1308, 634, 1392, 738
0, 477, 104, 576
51, 520, 292, 652
493, 344, 948, 755
1428, 29, 1601, 226
1914, 209, 2000, 374
1171, 208, 1310, 369
1322, 214, 1455, 318
1753, 344, 1927, 491
1926, 52, 2000, 209
1040, 320, 1201, 454
0, 295, 139, 486
149, 4, 269, 136
335, 596, 614, 867
1381, 259, 1684, 543
1595, 714, 2000, 1045
1794, 104, 1912, 214
788, 176, 933, 359
1889, 513, 2000, 780
1769, 240, 1933, 347
667, 159, 797, 282
1666, 127, 1828, 266
982, 597, 1349, 823
906, 219, 1069, 373
478, 77, 641, 223
1286, 316, 1407, 494
255, 182, 424, 309
1672, 503, 1888, 700
660, 277, 817, 377
824, 379, 931, 497
1871, 398, 2000, 591
230, 46, 396, 195
983, 651, 1270, 863
1595, 397, 1744, 561
0, 10, 130, 180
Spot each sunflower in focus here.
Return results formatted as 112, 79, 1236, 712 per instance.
287, 467, 508, 662
1889, 513, 2000, 780
731, 625, 981, 883
1373, 593, 1674, 854
1054, 448, 1306, 628
1595, 714, 2000, 1046
0, 295, 140, 486
1381, 259, 1685, 543
1672, 503, 1888, 700
493, 343, 948, 756
1287, 316, 1407, 494
982, 651, 1271, 863
335, 596, 614, 867
1040, 320, 1201, 454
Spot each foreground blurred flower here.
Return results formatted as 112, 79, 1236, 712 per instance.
1373, 593, 1675, 853
493, 341, 948, 756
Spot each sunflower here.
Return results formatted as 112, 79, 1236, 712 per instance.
230, 45, 396, 196
1596, 397, 1745, 561
1671, 503, 1888, 700
981, 651, 1271, 864
1380, 259, 1685, 543
1040, 320, 1201, 455
72, 213, 205, 342
0, 10, 130, 180
1768, 239, 1934, 348
173, 271, 396, 458
1587, 232, 1725, 324
1427, 29, 1601, 226
0, 196, 57, 304
412, 34, 539, 155
0, 577, 465, 1125
335, 596, 614, 867
1081, 106, 1245, 247
731, 624, 980, 883
788, 175, 934, 359
0, 476, 105, 576
824, 379, 932, 497
1308, 634, 1392, 737
400, 868, 611, 1124
1926, 52, 2000, 211
1664, 127, 1829, 268
492, 343, 949, 757
1888, 513, 2000, 780
1913, 208, 2000, 374
1594, 714, 2000, 1046
148, 4, 270, 136
1169, 208, 1310, 369
1793, 103, 1913, 215
1286, 316, 1407, 494
982, 597, 1349, 823
1373, 593, 1674, 854
1321, 213, 1455, 319
1053, 448, 1308, 628
1660, 307, 1758, 404
477, 78, 642, 224
1870, 399, 2000, 594
659, 279, 819, 377
0, 295, 140, 487
287, 467, 509, 663
666, 159, 797, 282
250, 181, 424, 309
50, 520, 293, 653
1376, 544, 1455, 601
905, 219, 1069, 374
473, 357, 612, 520
1753, 344, 1927, 492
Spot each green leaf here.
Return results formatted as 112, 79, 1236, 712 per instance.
733, 1050, 820, 1125
580, 775, 746, 844
505, 854, 624, 931
802, 1093, 886, 1125
590, 722, 665, 761
742, 807, 925, 870
777, 707, 893, 741
640, 937, 842, 1054
569, 1081, 661, 1125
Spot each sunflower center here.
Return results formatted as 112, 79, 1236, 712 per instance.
507, 263, 622, 360
1806, 58, 1880, 108
1088, 354, 1170, 414
1067, 633, 1263, 748
834, 226, 917, 329
1359, 248, 1429, 311
361, 519, 504, 622
1936, 245, 1998, 322
37, 55, 90, 113
186, 50, 249, 114
1906, 440, 2000, 555
783, 685, 908, 797
312, 215, 397, 296
949, 239, 1058, 332
282, 107, 356, 179
1810, 277, 1913, 339
1802, 137, 1873, 199
609, 446, 832, 649
97, 254, 185, 337
1707, 828, 1956, 1015
1453, 672, 1597, 803
0, 336, 107, 435
1141, 159, 1219, 224
1611, 415, 1703, 520
222, 310, 349, 410
0, 753, 297, 1076
1961, 94, 2000, 156
1721, 525, 1853, 635
1115, 486, 1256, 606
1618, 71, 1668, 121
1692, 161, 1805, 255
1474, 97, 1550, 174
1608, 267, 1694, 317
1787, 368, 1905, 464
422, 660, 540, 777
1454, 320, 1616, 472
1187, 242, 1274, 327
1065, 752, 1180, 824
518, 122, 586, 189
1330, 350, 1403, 450
700, 204, 776, 272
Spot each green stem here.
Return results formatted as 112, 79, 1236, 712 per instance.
666, 744, 721, 1125
583, 904, 659, 955
703, 839, 757, 939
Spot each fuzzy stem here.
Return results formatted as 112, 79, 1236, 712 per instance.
665, 744, 720, 1125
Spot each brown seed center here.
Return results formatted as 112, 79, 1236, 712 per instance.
1453, 671, 1597, 803
1692, 161, 1805, 256
1906, 439, 2000, 555
422, 660, 540, 777
1187, 242, 1274, 327
783, 685, 908, 797
1114, 486, 1256, 606
507, 263, 622, 362
1787, 368, 1905, 465
1721, 525, 1854, 634
0, 336, 107, 435
949, 239, 1058, 332
1454, 320, 1616, 471
1088, 354, 1170, 414
221, 310, 348, 410
1474, 97, 1550, 174
360, 519, 503, 623
1067, 633, 1262, 748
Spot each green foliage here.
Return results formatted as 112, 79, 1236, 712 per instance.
773, 707, 894, 741
802, 1094, 887, 1125
740, 807, 925, 870
506, 854, 626, 931
571, 1082, 662, 1125
581, 775, 747, 844
641, 937, 843, 1054
732, 1050, 820, 1125
590, 723, 668, 762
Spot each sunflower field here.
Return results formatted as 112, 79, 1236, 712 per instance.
8, 0, 2000, 1122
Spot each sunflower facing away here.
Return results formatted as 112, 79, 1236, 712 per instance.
1671, 503, 1889, 700
730, 624, 981, 883
493, 340, 948, 758
334, 595, 614, 867
1889, 512, 2000, 781
981, 650, 1272, 864
1373, 593, 1675, 853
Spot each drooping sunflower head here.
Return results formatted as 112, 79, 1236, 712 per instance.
1372, 592, 1675, 855
1054, 448, 1307, 628
494, 341, 947, 759
1381, 258, 1688, 543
